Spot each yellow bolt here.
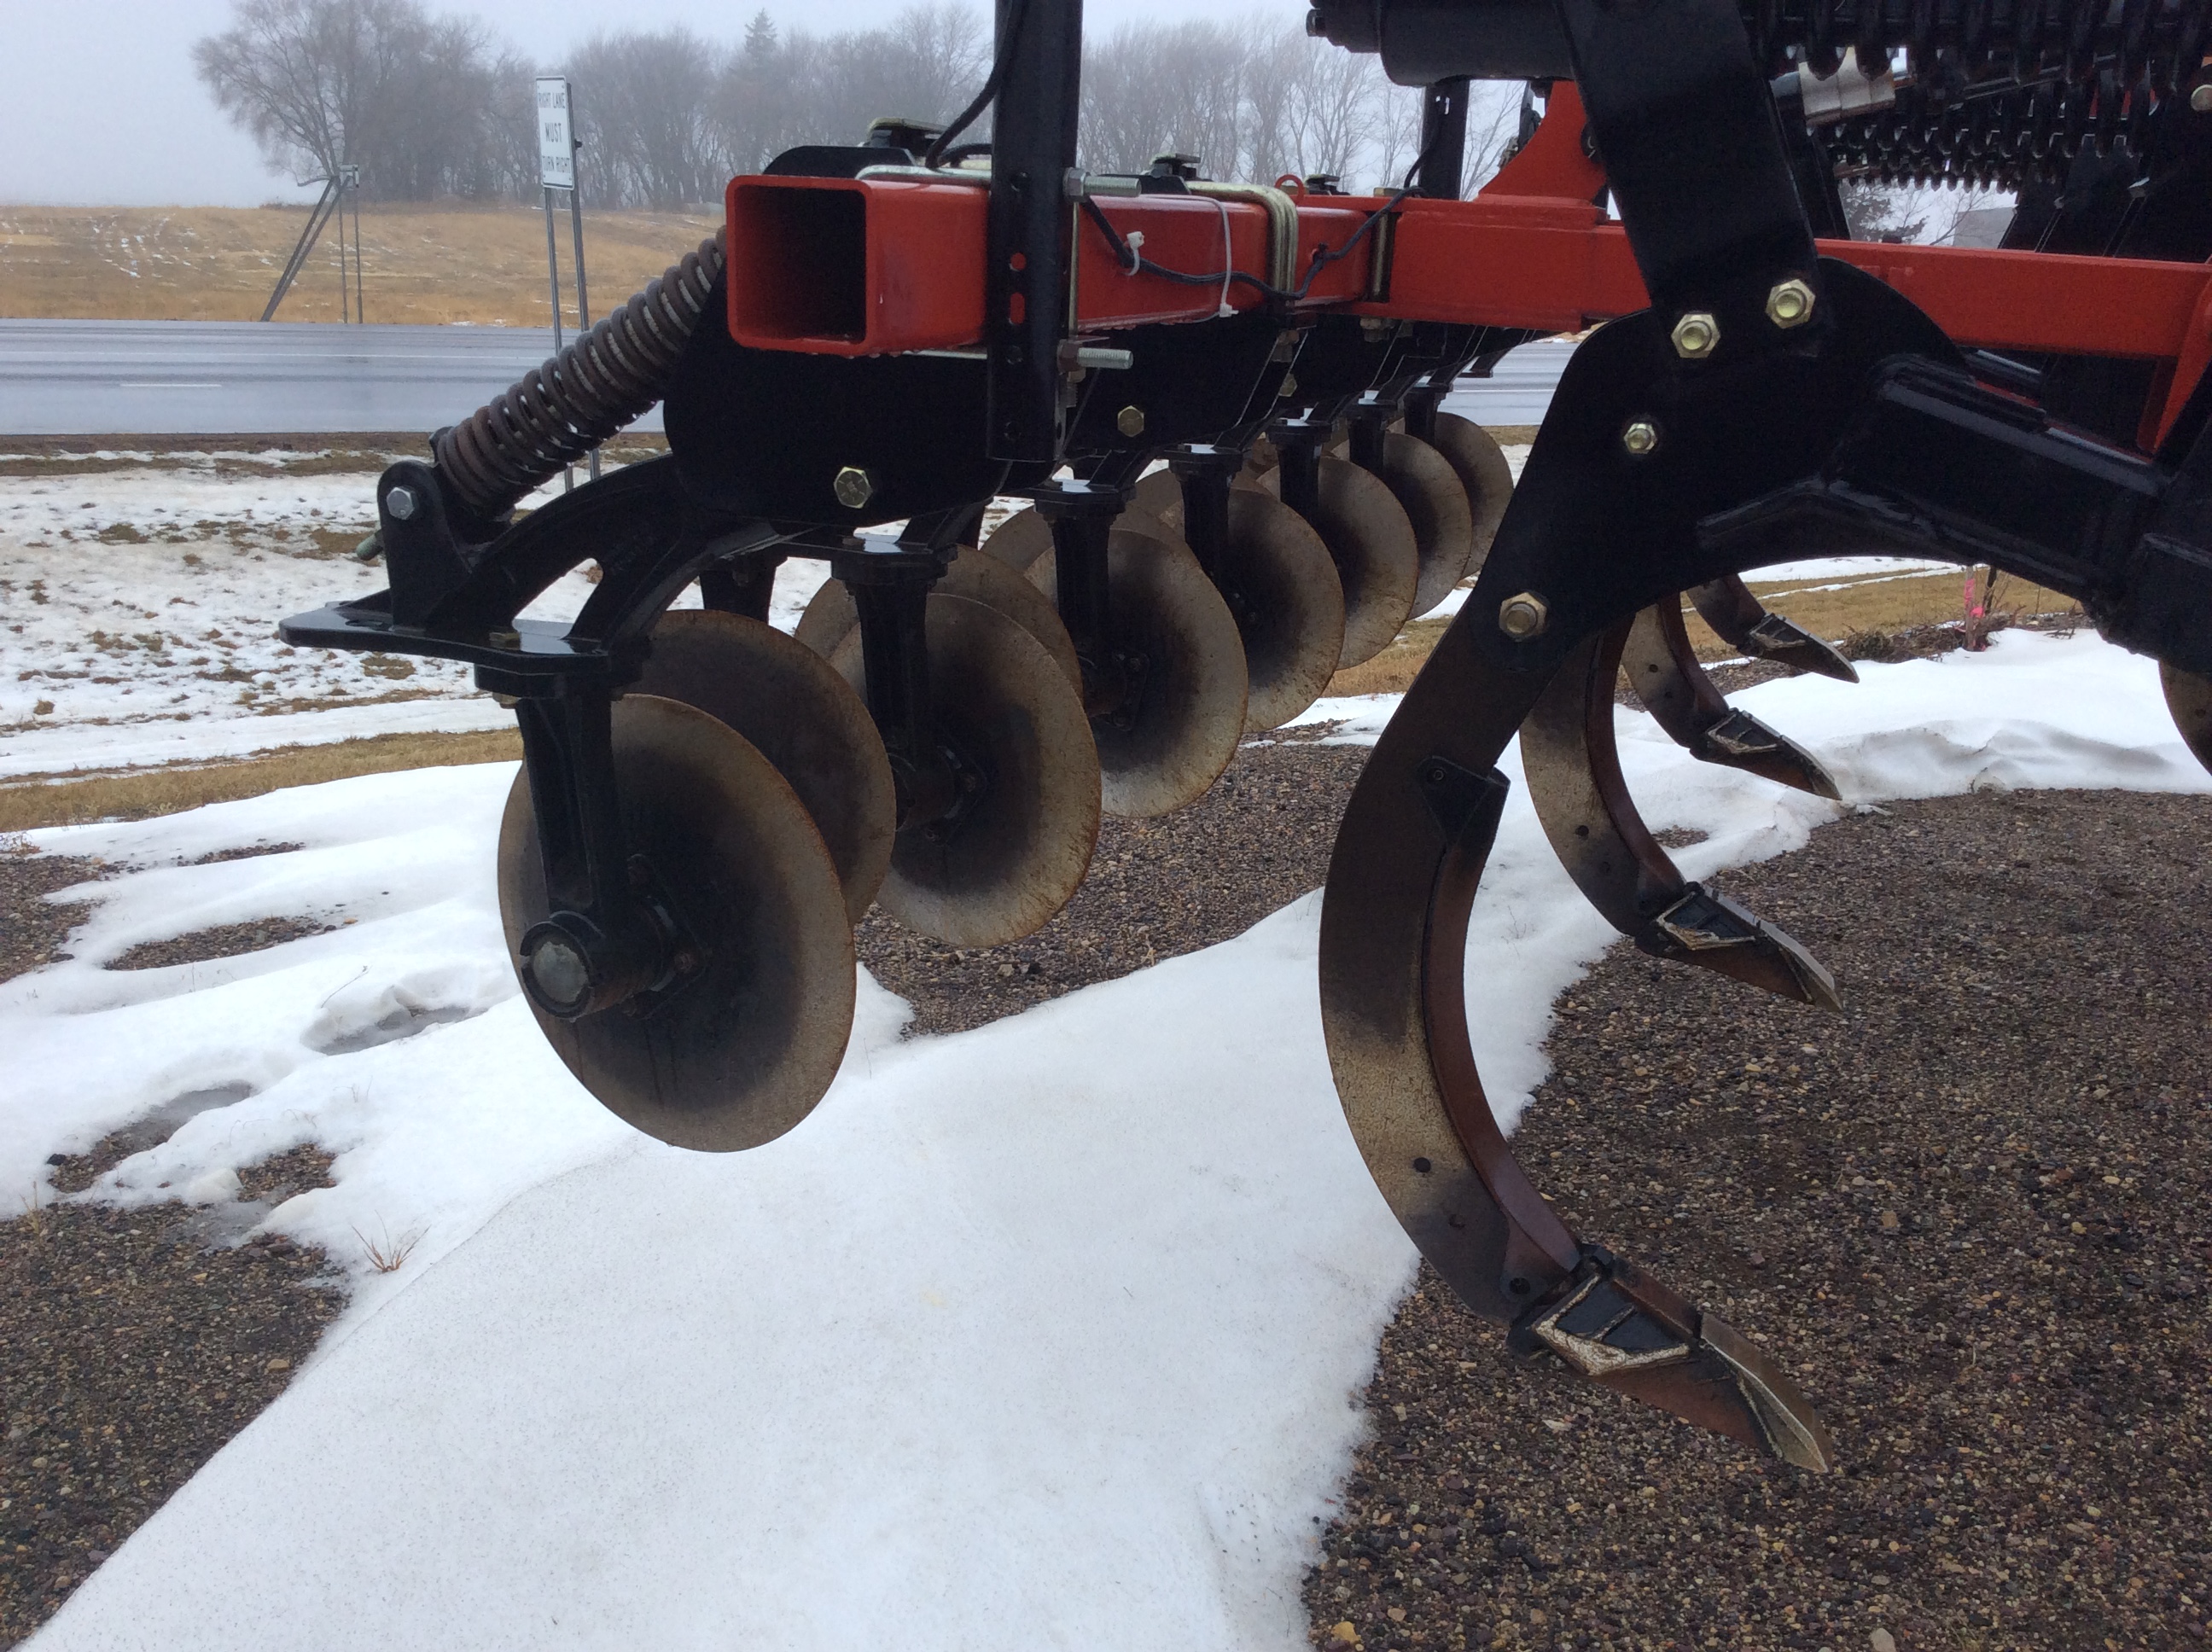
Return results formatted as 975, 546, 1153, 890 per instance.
832, 467, 874, 509
1670, 311, 1720, 359
1765, 277, 1818, 329
1498, 590, 1550, 640
1116, 404, 1147, 438
1621, 419, 1659, 457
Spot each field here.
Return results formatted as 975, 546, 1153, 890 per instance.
0, 203, 722, 326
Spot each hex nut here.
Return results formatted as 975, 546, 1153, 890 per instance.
1498, 590, 1550, 640
1765, 277, 1818, 329
1116, 404, 1147, 438
384, 486, 418, 521
1278, 373, 1299, 399
1670, 311, 1720, 359
2194, 81, 2212, 113
1621, 419, 1660, 457
832, 467, 875, 509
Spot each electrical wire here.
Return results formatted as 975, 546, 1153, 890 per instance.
922, 0, 1033, 170
1078, 187, 1406, 307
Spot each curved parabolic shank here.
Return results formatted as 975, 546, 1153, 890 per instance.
1621, 602, 1842, 798
1313, 265, 1965, 1466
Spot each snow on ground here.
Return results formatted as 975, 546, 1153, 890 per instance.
9, 629, 2206, 1649
0, 457, 830, 779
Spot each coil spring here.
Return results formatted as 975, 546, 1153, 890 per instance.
434, 231, 726, 521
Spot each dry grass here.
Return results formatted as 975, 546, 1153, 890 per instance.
0, 203, 720, 326
0, 728, 520, 834
1321, 567, 2083, 698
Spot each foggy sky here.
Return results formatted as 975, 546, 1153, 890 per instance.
1, 0, 1200, 207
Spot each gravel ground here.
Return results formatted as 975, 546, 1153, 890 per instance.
4, 730, 2206, 1650
0, 1209, 343, 1645
0, 852, 347, 1646
855, 736, 1366, 1034
0, 850, 97, 983
1309, 788, 2212, 1652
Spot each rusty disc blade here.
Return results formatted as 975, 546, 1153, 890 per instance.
1030, 526, 1249, 817
978, 504, 1053, 573
2163, 661, 2212, 774
636, 609, 895, 924
1129, 469, 1185, 531
831, 592, 1101, 946
1376, 430, 1476, 617
497, 693, 856, 1152
941, 547, 1082, 691
1424, 410, 1515, 583
793, 576, 858, 659
1218, 488, 1345, 730
787, 550, 1082, 695
1260, 455, 1417, 668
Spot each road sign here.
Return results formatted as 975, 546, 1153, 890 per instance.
536, 77, 575, 189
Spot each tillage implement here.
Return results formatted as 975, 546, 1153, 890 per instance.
283, 0, 2212, 1470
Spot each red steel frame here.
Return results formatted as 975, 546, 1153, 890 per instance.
725, 85, 2212, 453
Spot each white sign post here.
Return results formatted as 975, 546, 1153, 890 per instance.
534, 78, 596, 483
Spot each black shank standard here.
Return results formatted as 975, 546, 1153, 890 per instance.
987, 0, 1082, 463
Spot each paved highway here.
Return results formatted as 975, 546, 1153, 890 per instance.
0, 317, 1571, 438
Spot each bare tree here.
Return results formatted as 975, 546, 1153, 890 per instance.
195, 0, 510, 200
568, 29, 724, 208
1081, 20, 1249, 176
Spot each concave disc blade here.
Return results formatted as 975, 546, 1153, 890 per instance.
978, 505, 1052, 573
1260, 455, 1417, 668
793, 576, 858, 658
831, 592, 1101, 946
788, 550, 1081, 694
497, 693, 856, 1153
1130, 469, 1185, 530
2163, 661, 2212, 774
637, 609, 894, 924
1031, 526, 1249, 817
1376, 430, 1476, 617
1424, 410, 1514, 583
941, 548, 1082, 691
1218, 488, 1346, 730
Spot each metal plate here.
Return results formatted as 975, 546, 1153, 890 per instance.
1376, 430, 1477, 618
497, 693, 856, 1152
1260, 455, 1418, 668
1029, 526, 1249, 817
1425, 411, 1516, 585
1219, 488, 1345, 730
831, 591, 1101, 945
637, 608, 895, 923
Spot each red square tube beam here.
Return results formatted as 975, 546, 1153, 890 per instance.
725, 172, 2212, 370
725, 173, 1378, 355
1368, 195, 2212, 363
